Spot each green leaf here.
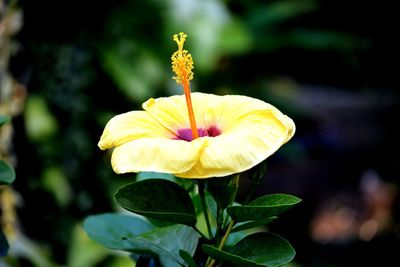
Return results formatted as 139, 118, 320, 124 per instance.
227, 194, 301, 222
202, 233, 295, 267
230, 233, 295, 266
83, 214, 197, 267
203, 245, 259, 267
136, 171, 175, 181
0, 160, 16, 185
137, 172, 195, 191
179, 250, 199, 267
247, 160, 268, 185
82, 213, 153, 250
0, 228, 9, 257
115, 179, 197, 226
232, 217, 278, 233
207, 176, 235, 209
127, 224, 199, 266
0, 115, 10, 127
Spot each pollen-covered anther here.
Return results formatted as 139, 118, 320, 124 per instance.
171, 32, 194, 84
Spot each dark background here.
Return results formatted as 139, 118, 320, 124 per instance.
3, 0, 400, 266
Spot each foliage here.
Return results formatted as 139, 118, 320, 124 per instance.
84, 170, 301, 267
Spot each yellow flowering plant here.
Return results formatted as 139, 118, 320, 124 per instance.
84, 33, 301, 267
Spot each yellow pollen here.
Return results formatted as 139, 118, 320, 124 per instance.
171, 32, 194, 84
171, 32, 198, 140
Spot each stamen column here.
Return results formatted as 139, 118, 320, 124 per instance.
171, 32, 199, 140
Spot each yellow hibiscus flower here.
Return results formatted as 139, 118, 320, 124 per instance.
99, 92, 295, 178
98, 32, 295, 178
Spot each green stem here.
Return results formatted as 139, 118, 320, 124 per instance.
208, 220, 235, 267
219, 219, 235, 250
198, 181, 213, 239
231, 173, 241, 203
215, 205, 223, 243
207, 174, 240, 267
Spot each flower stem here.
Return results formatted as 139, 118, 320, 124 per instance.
207, 174, 240, 267
215, 204, 223, 242
198, 181, 212, 239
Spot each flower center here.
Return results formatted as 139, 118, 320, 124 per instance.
171, 32, 199, 140
175, 126, 222, 142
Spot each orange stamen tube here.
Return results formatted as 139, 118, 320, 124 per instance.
171, 32, 199, 140
180, 70, 198, 139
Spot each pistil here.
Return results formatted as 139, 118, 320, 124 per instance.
171, 32, 199, 140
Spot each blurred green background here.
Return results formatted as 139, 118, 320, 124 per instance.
1, 0, 399, 266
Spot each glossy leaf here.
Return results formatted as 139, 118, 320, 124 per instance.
225, 230, 246, 247
247, 160, 268, 185
82, 213, 153, 250
203, 245, 259, 267
232, 217, 278, 233
179, 250, 199, 267
207, 176, 235, 209
203, 233, 295, 267
136, 172, 194, 191
115, 179, 196, 226
0, 160, 16, 185
136, 171, 175, 181
128, 224, 198, 266
227, 194, 301, 222
84, 216, 196, 267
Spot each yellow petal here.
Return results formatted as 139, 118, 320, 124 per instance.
175, 101, 295, 178
193, 93, 288, 132
110, 137, 208, 174
98, 111, 172, 150
142, 96, 192, 132
142, 93, 275, 133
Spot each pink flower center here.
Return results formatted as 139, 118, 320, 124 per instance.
175, 126, 221, 142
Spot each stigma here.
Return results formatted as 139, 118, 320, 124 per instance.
171, 32, 194, 84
